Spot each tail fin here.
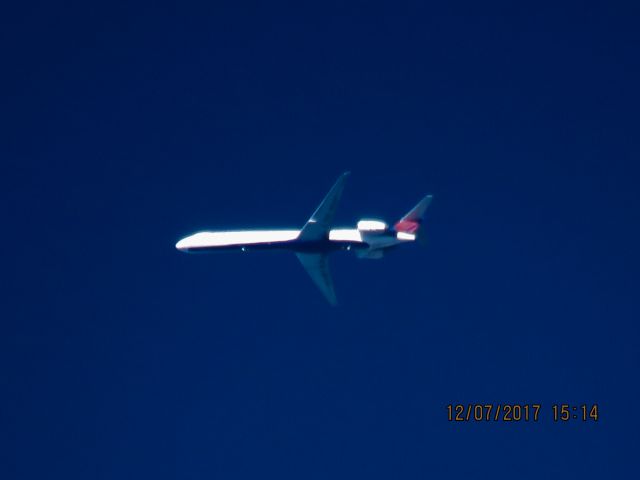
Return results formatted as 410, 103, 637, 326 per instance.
394, 195, 433, 235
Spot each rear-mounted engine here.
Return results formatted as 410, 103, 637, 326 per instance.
356, 219, 388, 232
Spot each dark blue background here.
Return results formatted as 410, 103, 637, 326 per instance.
2, 1, 639, 478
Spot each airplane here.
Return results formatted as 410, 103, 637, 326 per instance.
176, 172, 432, 305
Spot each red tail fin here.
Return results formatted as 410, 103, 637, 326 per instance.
394, 195, 433, 233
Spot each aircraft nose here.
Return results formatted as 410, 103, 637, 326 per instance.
175, 238, 188, 251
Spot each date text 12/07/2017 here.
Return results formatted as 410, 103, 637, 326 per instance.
446, 404, 599, 422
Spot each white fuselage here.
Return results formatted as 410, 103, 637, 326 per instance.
175, 227, 415, 255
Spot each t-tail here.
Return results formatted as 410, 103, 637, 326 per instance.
393, 194, 433, 243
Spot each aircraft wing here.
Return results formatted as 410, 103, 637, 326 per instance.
295, 253, 337, 306
298, 172, 350, 242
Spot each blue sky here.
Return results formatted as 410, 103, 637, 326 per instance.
2, 1, 639, 478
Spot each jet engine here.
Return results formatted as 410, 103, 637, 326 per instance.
356, 219, 388, 232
